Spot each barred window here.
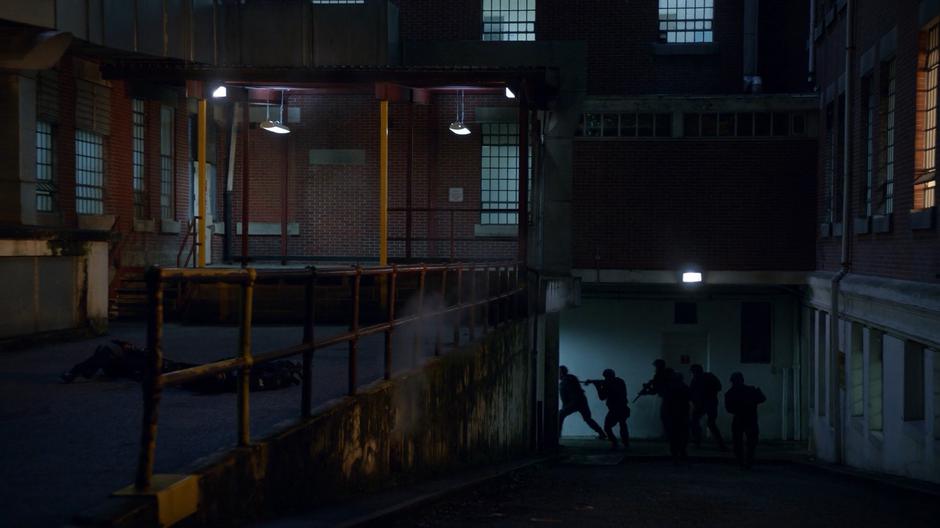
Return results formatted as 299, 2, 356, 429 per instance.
75, 130, 105, 215
659, 0, 714, 44
132, 99, 146, 218
160, 105, 174, 220
311, 0, 363, 3
482, 0, 535, 42
576, 112, 672, 138
877, 59, 896, 215
823, 104, 836, 223
481, 123, 531, 225
36, 121, 55, 212
918, 23, 938, 209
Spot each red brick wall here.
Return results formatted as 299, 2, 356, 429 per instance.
573, 139, 817, 271
814, 0, 940, 282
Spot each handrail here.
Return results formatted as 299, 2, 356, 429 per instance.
135, 261, 525, 490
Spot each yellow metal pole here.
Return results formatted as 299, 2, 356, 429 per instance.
379, 99, 389, 266
197, 99, 208, 268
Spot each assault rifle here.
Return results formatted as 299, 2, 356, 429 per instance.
632, 380, 657, 402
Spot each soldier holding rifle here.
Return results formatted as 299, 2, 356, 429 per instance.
584, 369, 630, 450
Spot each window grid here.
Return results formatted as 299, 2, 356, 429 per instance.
482, 0, 535, 42
878, 60, 896, 215
160, 106, 174, 220
481, 123, 530, 225
864, 77, 875, 217
683, 111, 807, 138
132, 99, 146, 218
919, 24, 939, 209
36, 121, 55, 212
578, 112, 673, 138
312, 0, 364, 3
75, 130, 104, 215
659, 0, 714, 44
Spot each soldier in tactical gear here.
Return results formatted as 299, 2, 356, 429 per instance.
587, 368, 630, 449
635, 359, 674, 437
558, 365, 607, 440
724, 372, 767, 469
689, 364, 727, 450
662, 371, 692, 461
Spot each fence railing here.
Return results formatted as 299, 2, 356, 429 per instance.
135, 261, 525, 490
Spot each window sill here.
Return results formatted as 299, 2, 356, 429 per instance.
77, 214, 116, 232
910, 207, 936, 230
133, 218, 155, 233
474, 224, 517, 238
854, 216, 871, 235
872, 214, 892, 234
650, 42, 718, 56
161, 219, 181, 235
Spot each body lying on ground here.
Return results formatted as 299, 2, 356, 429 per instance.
61, 340, 301, 393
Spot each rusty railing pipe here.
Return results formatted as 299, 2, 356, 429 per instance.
135, 267, 165, 490
237, 268, 256, 446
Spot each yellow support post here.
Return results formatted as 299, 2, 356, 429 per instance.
197, 99, 208, 268
379, 99, 389, 266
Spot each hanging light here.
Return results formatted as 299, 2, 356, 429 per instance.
261, 90, 290, 134
211, 85, 227, 98
505, 86, 516, 99
449, 90, 470, 136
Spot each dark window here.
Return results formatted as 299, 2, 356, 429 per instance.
772, 112, 790, 136
683, 113, 700, 136
741, 302, 772, 363
754, 112, 772, 136
700, 113, 718, 136
655, 113, 673, 137
674, 302, 697, 324
602, 114, 619, 137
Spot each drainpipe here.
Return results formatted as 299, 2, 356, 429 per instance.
808, 0, 816, 83
224, 103, 238, 263
829, 0, 854, 466
743, 0, 762, 92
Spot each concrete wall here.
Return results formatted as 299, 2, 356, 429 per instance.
807, 272, 940, 483
96, 322, 532, 526
559, 291, 800, 440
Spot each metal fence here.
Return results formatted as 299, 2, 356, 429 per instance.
135, 261, 525, 489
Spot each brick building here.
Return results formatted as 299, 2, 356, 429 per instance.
2, 0, 935, 481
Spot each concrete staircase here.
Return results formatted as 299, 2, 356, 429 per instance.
108, 268, 147, 320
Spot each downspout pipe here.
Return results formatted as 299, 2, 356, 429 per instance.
829, 0, 854, 466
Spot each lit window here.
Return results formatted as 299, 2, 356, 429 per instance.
132, 99, 146, 219
659, 0, 714, 44
36, 121, 55, 212
863, 76, 875, 217
160, 106, 174, 220
481, 123, 530, 225
917, 23, 938, 209
482, 0, 535, 42
877, 59, 896, 215
75, 130, 105, 215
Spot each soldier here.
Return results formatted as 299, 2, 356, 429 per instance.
689, 364, 727, 450
587, 368, 630, 449
558, 365, 607, 440
635, 359, 674, 436
724, 372, 767, 469
662, 371, 691, 462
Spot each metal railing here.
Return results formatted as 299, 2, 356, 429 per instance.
135, 261, 525, 490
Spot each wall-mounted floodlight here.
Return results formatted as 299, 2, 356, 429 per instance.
505, 86, 516, 99
449, 90, 470, 136
211, 86, 227, 98
682, 271, 703, 284
260, 90, 291, 134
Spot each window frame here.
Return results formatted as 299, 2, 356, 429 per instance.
658, 0, 715, 44
132, 99, 146, 219
480, 122, 524, 226
74, 129, 105, 216
917, 22, 939, 210
876, 59, 896, 215
481, 0, 536, 42
160, 105, 175, 220
36, 120, 56, 213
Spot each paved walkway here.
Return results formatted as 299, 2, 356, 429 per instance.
379, 440, 940, 528
0, 321, 452, 527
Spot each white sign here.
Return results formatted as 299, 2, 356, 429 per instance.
448, 187, 464, 203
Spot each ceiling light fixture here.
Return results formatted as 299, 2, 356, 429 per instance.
261, 90, 290, 134
211, 85, 227, 98
682, 271, 703, 284
505, 86, 516, 99
449, 90, 470, 136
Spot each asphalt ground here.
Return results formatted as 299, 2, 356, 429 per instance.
384, 453, 940, 528
0, 321, 447, 527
